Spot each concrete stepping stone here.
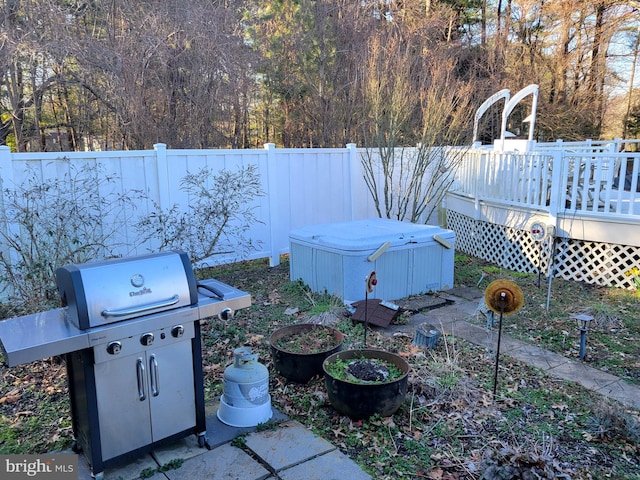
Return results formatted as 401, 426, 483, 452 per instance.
164, 443, 270, 480
244, 420, 335, 472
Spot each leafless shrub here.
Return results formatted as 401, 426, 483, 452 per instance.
0, 162, 142, 314
135, 164, 264, 266
360, 39, 473, 223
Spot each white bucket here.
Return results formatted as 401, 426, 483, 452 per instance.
217, 394, 273, 427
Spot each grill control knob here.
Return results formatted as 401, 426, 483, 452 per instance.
219, 307, 234, 320
171, 325, 184, 338
140, 333, 154, 346
107, 341, 122, 355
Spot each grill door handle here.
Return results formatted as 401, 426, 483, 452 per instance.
136, 358, 146, 401
101, 295, 180, 318
149, 355, 159, 397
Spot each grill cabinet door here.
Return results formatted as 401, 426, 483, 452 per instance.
148, 339, 196, 441
94, 352, 152, 460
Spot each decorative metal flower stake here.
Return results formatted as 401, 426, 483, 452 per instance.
363, 271, 377, 347
484, 279, 524, 400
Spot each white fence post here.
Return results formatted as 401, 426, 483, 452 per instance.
547, 150, 563, 228
0, 146, 13, 189
610, 138, 621, 153
264, 143, 280, 267
346, 143, 358, 220
154, 143, 169, 210
0, 146, 14, 280
474, 150, 485, 220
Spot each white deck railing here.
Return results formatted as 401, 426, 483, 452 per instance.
450, 148, 640, 218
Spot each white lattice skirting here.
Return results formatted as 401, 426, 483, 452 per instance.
446, 210, 640, 290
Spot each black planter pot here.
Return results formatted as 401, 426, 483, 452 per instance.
322, 349, 409, 419
269, 324, 344, 383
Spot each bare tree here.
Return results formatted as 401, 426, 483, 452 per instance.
361, 27, 474, 223
69, 0, 258, 149
0, 0, 258, 151
0, 0, 73, 150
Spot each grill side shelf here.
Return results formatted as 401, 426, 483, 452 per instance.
196, 278, 251, 320
0, 308, 89, 367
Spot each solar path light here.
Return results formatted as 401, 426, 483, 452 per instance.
574, 314, 593, 361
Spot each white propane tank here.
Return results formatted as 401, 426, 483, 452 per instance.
217, 347, 272, 427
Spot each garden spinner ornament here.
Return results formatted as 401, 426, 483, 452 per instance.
363, 271, 377, 347
484, 279, 524, 400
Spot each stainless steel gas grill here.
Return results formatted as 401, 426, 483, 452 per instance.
0, 251, 250, 479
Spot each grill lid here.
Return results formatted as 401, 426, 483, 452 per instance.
56, 251, 198, 330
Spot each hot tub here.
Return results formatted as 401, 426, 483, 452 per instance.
289, 219, 455, 302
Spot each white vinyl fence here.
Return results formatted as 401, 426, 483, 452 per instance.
0, 143, 384, 270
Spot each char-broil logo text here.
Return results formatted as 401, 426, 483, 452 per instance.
2, 455, 76, 479
129, 287, 152, 297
